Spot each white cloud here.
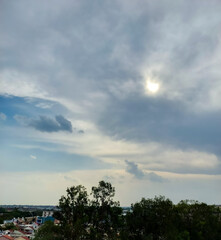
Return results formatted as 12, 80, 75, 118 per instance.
35, 102, 54, 109
0, 70, 47, 98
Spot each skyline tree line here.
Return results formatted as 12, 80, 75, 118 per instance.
32, 180, 221, 240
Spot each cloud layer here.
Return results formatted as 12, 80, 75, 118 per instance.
98, 96, 221, 157
0, 0, 221, 204
14, 114, 73, 133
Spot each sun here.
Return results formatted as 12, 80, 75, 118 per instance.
146, 80, 159, 93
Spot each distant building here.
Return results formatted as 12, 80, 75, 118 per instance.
36, 216, 54, 225
42, 211, 53, 217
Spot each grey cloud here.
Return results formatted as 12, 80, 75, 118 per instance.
13, 113, 87, 134
14, 114, 73, 133
147, 172, 164, 183
125, 160, 145, 179
64, 176, 78, 183
1, 0, 221, 205
98, 96, 221, 158
103, 175, 125, 184
1, 0, 221, 110
78, 130, 85, 134
54, 115, 72, 132
13, 114, 29, 125
2, 0, 221, 172
29, 115, 72, 133
125, 160, 165, 182
97, 92, 221, 175
150, 164, 221, 176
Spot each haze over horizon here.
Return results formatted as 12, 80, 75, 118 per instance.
0, 0, 221, 206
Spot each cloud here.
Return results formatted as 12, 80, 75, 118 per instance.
98, 96, 221, 157
1, 0, 221, 150
1, 0, 221, 205
30, 155, 37, 159
78, 130, 84, 134
0, 112, 7, 120
102, 174, 125, 184
13, 114, 29, 125
147, 172, 164, 183
125, 160, 165, 182
14, 114, 73, 133
64, 176, 78, 183
35, 102, 54, 109
125, 160, 145, 179
29, 115, 72, 133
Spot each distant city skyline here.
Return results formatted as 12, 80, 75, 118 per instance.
0, 0, 221, 205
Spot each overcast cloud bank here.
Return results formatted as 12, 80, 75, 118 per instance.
0, 0, 221, 204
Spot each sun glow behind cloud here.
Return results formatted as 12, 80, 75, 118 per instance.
1, 0, 221, 205
145, 79, 160, 94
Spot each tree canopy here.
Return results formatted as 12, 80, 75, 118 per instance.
34, 180, 221, 240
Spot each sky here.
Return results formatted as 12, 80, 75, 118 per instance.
0, 0, 221, 206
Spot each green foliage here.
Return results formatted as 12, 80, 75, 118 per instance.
89, 181, 122, 239
122, 197, 221, 240
53, 181, 122, 240
175, 200, 221, 240
91, 180, 119, 207
0, 207, 6, 213
33, 181, 221, 240
34, 220, 62, 240
58, 185, 89, 240
124, 196, 175, 240
0, 208, 33, 223
2, 223, 18, 230
32, 210, 43, 216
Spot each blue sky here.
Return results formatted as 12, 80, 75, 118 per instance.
0, 0, 221, 205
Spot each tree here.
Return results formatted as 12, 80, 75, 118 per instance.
53, 181, 122, 240
34, 221, 62, 240
32, 181, 221, 240
57, 185, 89, 240
175, 200, 221, 240
124, 196, 175, 240
89, 180, 122, 239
